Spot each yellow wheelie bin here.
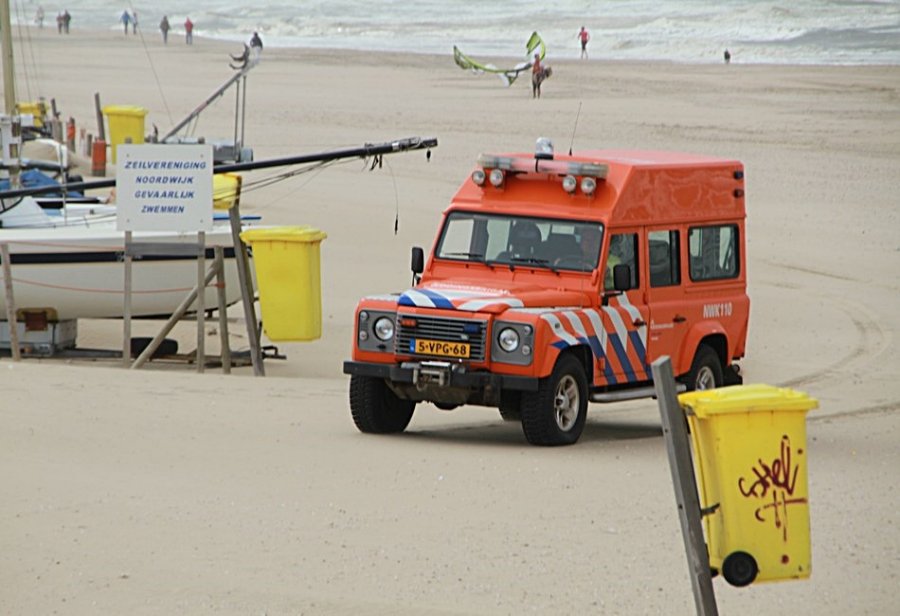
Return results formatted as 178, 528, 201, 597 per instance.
239, 226, 327, 342
102, 105, 148, 163
679, 384, 818, 587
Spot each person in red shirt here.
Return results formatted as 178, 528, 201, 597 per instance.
184, 17, 194, 45
578, 26, 590, 59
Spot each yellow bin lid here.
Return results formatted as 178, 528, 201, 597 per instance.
678, 384, 818, 418
102, 105, 148, 117
240, 226, 327, 244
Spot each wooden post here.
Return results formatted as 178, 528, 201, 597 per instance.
227, 180, 264, 376
1, 243, 21, 361
130, 260, 219, 370
123, 231, 133, 366
651, 356, 719, 616
94, 92, 105, 141
196, 231, 206, 373
214, 247, 232, 374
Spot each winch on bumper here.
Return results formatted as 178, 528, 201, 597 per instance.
343, 359, 538, 406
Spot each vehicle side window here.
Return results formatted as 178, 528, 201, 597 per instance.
689, 224, 739, 281
649, 230, 680, 287
605, 233, 639, 289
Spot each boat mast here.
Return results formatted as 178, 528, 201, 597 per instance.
0, 0, 21, 192
0, 0, 15, 113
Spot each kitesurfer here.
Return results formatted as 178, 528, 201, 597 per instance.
531, 53, 543, 98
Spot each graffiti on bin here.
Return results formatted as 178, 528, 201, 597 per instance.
737, 435, 807, 542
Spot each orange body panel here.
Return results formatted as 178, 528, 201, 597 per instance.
348, 147, 749, 398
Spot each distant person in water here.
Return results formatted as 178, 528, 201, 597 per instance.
159, 15, 170, 44
578, 26, 590, 59
184, 17, 193, 45
724, 49, 731, 64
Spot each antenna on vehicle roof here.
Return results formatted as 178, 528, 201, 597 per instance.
568, 101, 583, 156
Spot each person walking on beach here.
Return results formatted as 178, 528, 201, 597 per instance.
249, 31, 263, 62
62, 10, 71, 34
578, 26, 590, 59
184, 17, 194, 45
724, 49, 731, 64
132, 10, 138, 34
159, 16, 170, 44
531, 53, 543, 98
34, 6, 44, 28
120, 10, 132, 35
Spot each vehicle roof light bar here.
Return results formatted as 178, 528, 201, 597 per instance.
477, 154, 608, 180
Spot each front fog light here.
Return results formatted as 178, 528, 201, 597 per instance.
374, 316, 395, 341
498, 327, 520, 352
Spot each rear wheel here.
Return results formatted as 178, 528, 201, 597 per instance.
349, 375, 415, 434
680, 344, 724, 391
520, 355, 588, 446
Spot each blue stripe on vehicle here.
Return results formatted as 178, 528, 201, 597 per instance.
608, 334, 637, 382
588, 334, 618, 385
628, 330, 648, 370
417, 289, 455, 309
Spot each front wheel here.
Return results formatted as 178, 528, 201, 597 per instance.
349, 375, 415, 434
520, 354, 588, 446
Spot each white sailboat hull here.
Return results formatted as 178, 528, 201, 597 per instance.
0, 225, 252, 320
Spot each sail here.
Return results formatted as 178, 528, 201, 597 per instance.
453, 32, 546, 87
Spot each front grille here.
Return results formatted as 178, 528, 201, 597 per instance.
396, 314, 488, 361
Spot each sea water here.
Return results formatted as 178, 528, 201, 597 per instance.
16, 0, 900, 65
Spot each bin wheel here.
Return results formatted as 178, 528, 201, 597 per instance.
520, 354, 588, 446
722, 551, 758, 587
680, 344, 723, 391
349, 375, 415, 434
498, 391, 522, 421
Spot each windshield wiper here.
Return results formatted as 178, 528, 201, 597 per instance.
511, 256, 558, 273
443, 251, 484, 259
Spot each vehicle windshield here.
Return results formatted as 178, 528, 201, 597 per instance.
435, 211, 604, 273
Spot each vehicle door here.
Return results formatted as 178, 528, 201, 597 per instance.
599, 230, 651, 385
645, 227, 689, 367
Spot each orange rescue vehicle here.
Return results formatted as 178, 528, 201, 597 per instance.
343, 139, 750, 446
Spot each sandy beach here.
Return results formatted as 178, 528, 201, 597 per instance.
2, 28, 899, 614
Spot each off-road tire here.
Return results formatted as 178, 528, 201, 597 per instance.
520, 354, 588, 446
680, 344, 724, 391
349, 375, 415, 434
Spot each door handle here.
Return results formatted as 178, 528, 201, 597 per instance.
673, 314, 687, 323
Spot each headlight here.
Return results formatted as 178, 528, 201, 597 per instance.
498, 327, 520, 352
373, 316, 395, 341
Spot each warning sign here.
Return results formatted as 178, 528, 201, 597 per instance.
116, 144, 214, 232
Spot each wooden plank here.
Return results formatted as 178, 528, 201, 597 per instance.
651, 356, 718, 616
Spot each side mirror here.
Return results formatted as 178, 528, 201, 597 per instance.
613, 263, 631, 291
411, 246, 424, 275
411, 246, 424, 285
